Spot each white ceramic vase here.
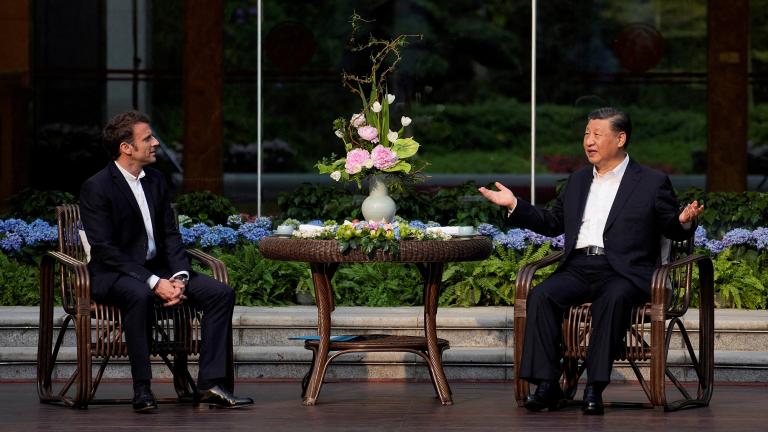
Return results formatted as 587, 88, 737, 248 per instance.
361, 175, 396, 223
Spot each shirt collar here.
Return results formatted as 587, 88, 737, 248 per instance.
114, 161, 146, 182
592, 154, 629, 179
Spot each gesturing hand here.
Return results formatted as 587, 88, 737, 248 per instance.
679, 200, 704, 224
478, 182, 518, 211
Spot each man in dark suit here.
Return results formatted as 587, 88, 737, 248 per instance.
79, 111, 253, 412
479, 107, 703, 415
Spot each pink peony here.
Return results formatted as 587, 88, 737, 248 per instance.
345, 148, 371, 174
371, 144, 398, 169
357, 125, 379, 143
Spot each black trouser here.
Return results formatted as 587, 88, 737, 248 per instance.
518, 254, 647, 384
107, 270, 235, 386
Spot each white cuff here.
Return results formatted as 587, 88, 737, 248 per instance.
147, 275, 160, 290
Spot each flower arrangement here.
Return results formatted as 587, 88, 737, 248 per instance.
316, 13, 426, 189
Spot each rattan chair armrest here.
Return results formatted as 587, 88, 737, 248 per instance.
186, 248, 229, 284
42, 251, 92, 312
651, 253, 711, 315
515, 251, 563, 301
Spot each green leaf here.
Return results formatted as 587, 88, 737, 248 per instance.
391, 138, 419, 159
383, 160, 411, 174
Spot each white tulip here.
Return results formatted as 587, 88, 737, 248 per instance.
372, 101, 382, 113
334, 130, 344, 139
330, 171, 341, 181
387, 130, 398, 142
386, 94, 396, 104
401, 116, 412, 127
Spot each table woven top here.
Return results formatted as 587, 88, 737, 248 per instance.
259, 237, 493, 263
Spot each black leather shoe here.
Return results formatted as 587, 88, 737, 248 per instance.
132, 385, 158, 413
582, 384, 605, 415
194, 385, 254, 409
524, 381, 566, 412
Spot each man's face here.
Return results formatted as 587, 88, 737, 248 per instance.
123, 122, 158, 166
583, 118, 626, 171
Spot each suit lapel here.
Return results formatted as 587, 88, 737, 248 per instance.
603, 159, 641, 233
109, 163, 143, 221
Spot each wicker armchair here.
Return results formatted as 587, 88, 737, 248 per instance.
513, 235, 715, 411
37, 204, 231, 408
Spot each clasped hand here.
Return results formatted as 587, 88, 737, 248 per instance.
153, 278, 187, 307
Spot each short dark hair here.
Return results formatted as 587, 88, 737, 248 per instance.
102, 110, 151, 159
588, 107, 631, 149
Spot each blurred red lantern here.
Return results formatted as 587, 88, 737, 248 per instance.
613, 23, 664, 73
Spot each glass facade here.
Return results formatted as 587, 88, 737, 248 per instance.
28, 1, 763, 212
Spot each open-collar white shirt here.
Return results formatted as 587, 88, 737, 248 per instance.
574, 155, 630, 249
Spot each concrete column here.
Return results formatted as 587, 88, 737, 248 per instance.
182, 1, 223, 193
707, 0, 748, 192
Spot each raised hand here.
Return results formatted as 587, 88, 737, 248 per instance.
679, 200, 704, 224
478, 182, 518, 210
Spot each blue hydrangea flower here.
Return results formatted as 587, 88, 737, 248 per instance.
694, 226, 707, 248
551, 234, 565, 249
0, 218, 26, 234
253, 216, 273, 230
0, 232, 23, 252
199, 231, 222, 248
425, 221, 441, 228
393, 224, 401, 240
408, 220, 427, 231
189, 223, 212, 240
212, 225, 238, 246
477, 223, 501, 237
721, 228, 753, 247
238, 223, 270, 243
179, 226, 196, 246
23, 219, 57, 245
753, 227, 768, 250
306, 219, 323, 227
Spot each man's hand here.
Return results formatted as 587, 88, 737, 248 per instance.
153, 278, 187, 307
478, 182, 518, 211
679, 200, 704, 224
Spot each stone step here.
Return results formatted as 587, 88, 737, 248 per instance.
4, 307, 768, 352
3, 344, 767, 382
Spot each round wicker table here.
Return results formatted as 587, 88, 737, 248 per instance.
259, 236, 493, 406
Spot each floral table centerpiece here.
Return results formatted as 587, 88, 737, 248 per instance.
316, 14, 426, 223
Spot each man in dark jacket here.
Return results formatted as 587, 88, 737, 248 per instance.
479, 107, 703, 415
80, 111, 253, 412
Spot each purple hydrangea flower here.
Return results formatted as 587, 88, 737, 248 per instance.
694, 226, 707, 248
753, 227, 768, 250
705, 239, 725, 254
551, 234, 565, 249
477, 223, 501, 237
722, 228, 752, 247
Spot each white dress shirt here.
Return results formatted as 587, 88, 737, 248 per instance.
574, 155, 630, 249
114, 162, 161, 289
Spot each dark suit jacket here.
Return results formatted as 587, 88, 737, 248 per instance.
507, 159, 694, 292
79, 162, 190, 301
